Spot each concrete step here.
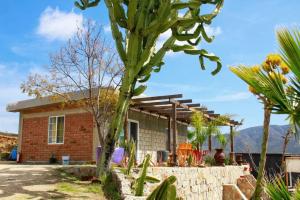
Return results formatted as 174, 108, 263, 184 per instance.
223, 184, 248, 200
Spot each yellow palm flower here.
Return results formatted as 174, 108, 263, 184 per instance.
280, 62, 290, 74
269, 71, 276, 80
262, 61, 272, 72
251, 65, 260, 73
266, 54, 282, 67
280, 74, 288, 84
248, 85, 258, 94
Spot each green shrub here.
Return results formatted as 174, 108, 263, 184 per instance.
0, 152, 10, 160
204, 155, 215, 166
103, 173, 121, 200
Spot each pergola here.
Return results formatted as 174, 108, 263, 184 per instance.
125, 94, 241, 164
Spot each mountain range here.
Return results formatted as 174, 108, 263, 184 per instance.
221, 125, 300, 154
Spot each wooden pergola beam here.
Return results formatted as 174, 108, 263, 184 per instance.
178, 99, 193, 103
195, 107, 206, 110
157, 110, 192, 114
133, 100, 172, 108
186, 103, 201, 107
132, 94, 241, 127
133, 94, 182, 102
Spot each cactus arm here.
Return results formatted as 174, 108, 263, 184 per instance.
200, 24, 214, 43
133, 85, 147, 96
74, 0, 100, 10
144, 176, 160, 183
125, 139, 136, 175
171, 24, 201, 41
111, 0, 127, 28
187, 36, 201, 46
126, 0, 137, 30
146, 176, 177, 200
135, 154, 151, 196
167, 184, 177, 199
171, 1, 202, 10
104, 0, 127, 63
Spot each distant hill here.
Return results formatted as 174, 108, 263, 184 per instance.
213, 125, 300, 153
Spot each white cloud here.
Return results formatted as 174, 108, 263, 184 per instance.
204, 25, 222, 37
103, 24, 111, 33
37, 7, 83, 41
148, 82, 208, 94
198, 92, 251, 102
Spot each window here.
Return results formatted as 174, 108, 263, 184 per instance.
48, 116, 64, 144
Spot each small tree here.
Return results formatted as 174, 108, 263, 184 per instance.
206, 118, 221, 152
75, 0, 225, 175
21, 22, 123, 175
205, 115, 231, 151
230, 54, 290, 199
188, 112, 207, 150
215, 133, 227, 149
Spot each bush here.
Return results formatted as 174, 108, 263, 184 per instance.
0, 152, 10, 160
204, 155, 215, 166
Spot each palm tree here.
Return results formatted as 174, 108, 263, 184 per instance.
188, 112, 207, 151
206, 120, 221, 152
230, 53, 292, 199
231, 27, 300, 196
215, 133, 227, 149
276, 28, 300, 131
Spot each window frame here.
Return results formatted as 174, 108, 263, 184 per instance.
48, 115, 65, 145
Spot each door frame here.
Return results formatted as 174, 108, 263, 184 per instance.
128, 119, 139, 158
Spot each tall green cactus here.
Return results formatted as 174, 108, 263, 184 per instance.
147, 175, 178, 200
125, 139, 136, 175
134, 154, 152, 196
75, 0, 224, 176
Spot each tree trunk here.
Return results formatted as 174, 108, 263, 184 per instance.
95, 122, 105, 177
98, 77, 135, 177
230, 126, 234, 153
252, 104, 271, 199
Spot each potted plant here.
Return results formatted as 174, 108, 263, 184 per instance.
49, 153, 57, 164
214, 133, 227, 166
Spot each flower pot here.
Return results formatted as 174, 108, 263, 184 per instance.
236, 154, 243, 165
214, 148, 225, 166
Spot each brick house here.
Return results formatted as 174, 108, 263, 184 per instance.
7, 93, 239, 164
7, 94, 190, 163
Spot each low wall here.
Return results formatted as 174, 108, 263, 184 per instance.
114, 165, 250, 200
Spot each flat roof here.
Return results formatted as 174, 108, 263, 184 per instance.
7, 93, 241, 126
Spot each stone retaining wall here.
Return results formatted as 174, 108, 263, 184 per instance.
0, 133, 17, 153
114, 165, 250, 200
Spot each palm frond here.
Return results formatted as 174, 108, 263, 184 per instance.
265, 176, 291, 200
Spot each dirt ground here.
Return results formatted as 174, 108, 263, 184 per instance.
0, 163, 105, 200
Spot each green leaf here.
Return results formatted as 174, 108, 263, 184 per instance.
144, 176, 160, 183
133, 85, 147, 96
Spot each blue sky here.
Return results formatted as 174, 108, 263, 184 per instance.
0, 0, 299, 133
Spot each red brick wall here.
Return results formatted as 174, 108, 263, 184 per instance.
21, 112, 94, 162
